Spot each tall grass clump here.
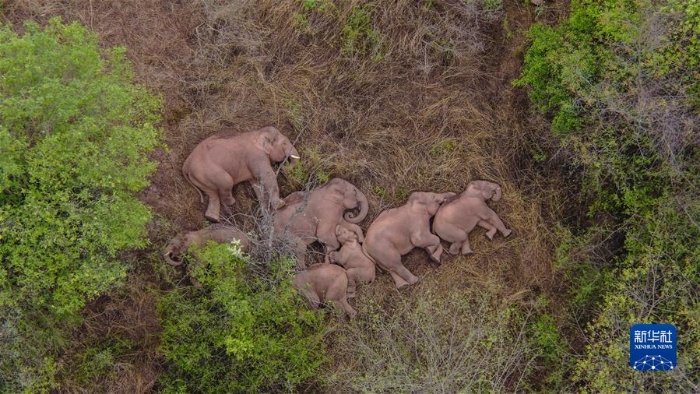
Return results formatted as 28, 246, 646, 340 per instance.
324, 285, 536, 393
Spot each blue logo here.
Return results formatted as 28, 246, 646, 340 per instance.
630, 324, 677, 371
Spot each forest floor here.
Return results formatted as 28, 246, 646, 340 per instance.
4, 0, 575, 392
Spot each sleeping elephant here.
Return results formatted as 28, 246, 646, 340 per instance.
164, 224, 251, 287
433, 180, 511, 255
328, 225, 375, 298
274, 178, 368, 268
182, 126, 300, 222
362, 191, 456, 288
163, 224, 251, 266
294, 263, 357, 318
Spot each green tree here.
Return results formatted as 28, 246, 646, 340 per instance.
0, 18, 161, 392
516, 0, 700, 391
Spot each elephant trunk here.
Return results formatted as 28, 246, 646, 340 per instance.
492, 184, 502, 202
164, 250, 183, 266
344, 187, 369, 224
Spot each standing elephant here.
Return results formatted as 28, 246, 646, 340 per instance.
363, 191, 456, 288
274, 178, 368, 268
294, 263, 357, 318
182, 126, 300, 222
328, 225, 375, 298
433, 180, 512, 255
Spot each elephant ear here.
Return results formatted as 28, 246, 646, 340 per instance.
408, 192, 428, 214
256, 127, 280, 155
322, 180, 345, 203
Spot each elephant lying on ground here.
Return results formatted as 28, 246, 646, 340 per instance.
182, 126, 300, 222
328, 225, 375, 298
293, 263, 357, 318
274, 178, 368, 269
363, 191, 455, 288
164, 225, 250, 288
163, 224, 251, 266
433, 180, 511, 255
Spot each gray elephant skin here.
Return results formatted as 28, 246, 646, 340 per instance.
329, 224, 375, 298
274, 178, 368, 268
182, 126, 300, 222
294, 263, 357, 318
362, 191, 455, 288
433, 180, 511, 255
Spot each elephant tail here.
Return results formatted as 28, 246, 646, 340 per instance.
361, 242, 384, 272
182, 166, 205, 204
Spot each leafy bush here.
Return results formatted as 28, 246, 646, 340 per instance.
0, 18, 161, 391
516, 0, 700, 391
157, 242, 326, 393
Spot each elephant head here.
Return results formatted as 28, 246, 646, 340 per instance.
336, 224, 362, 245
257, 126, 300, 163
164, 232, 194, 266
408, 191, 457, 216
324, 178, 369, 224
465, 180, 502, 201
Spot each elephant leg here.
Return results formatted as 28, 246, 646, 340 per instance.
412, 232, 444, 263
203, 189, 222, 222
346, 269, 358, 298
317, 222, 341, 252
304, 289, 321, 310
481, 208, 511, 238
256, 167, 283, 209
478, 220, 497, 240
388, 270, 409, 288
331, 299, 357, 318
460, 239, 474, 255
290, 235, 308, 270
449, 241, 464, 255
393, 265, 420, 288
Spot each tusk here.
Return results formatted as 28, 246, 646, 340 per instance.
290, 155, 300, 159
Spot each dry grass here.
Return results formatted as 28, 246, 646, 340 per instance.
3, 0, 573, 391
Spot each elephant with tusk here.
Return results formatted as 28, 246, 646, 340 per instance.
182, 126, 300, 222
362, 191, 456, 289
432, 180, 512, 255
274, 178, 369, 269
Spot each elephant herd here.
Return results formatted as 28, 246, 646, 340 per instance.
165, 126, 511, 318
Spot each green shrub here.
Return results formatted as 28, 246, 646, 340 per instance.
516, 0, 700, 391
0, 18, 161, 391
157, 242, 327, 393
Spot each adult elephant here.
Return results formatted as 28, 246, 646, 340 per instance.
362, 191, 455, 288
274, 178, 368, 268
182, 126, 300, 222
433, 180, 511, 255
163, 224, 250, 266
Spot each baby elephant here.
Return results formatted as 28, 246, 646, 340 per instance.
328, 225, 375, 298
433, 180, 511, 256
294, 264, 357, 318
363, 191, 456, 289
163, 224, 251, 266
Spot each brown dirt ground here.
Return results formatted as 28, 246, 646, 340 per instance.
3, 0, 574, 392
